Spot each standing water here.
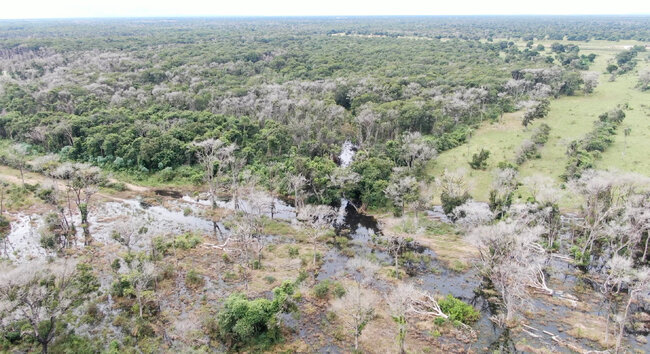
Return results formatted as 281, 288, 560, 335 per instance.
335, 141, 357, 226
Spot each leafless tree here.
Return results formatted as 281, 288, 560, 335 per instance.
489, 167, 518, 218
400, 132, 437, 171
228, 156, 247, 211
0, 213, 9, 257
385, 171, 419, 216
0, 261, 93, 354
601, 255, 634, 346
615, 266, 650, 353
437, 168, 471, 216
131, 261, 158, 319
468, 220, 549, 325
582, 71, 600, 94
192, 138, 225, 209
111, 219, 149, 254
297, 204, 336, 267
386, 235, 410, 279
331, 285, 377, 351
331, 260, 379, 351
0, 179, 7, 215
453, 200, 494, 231
437, 168, 469, 201
637, 69, 650, 91
522, 174, 562, 205
355, 105, 379, 147
570, 170, 650, 255
53, 163, 102, 246
8, 143, 29, 186
386, 283, 417, 354
412, 180, 432, 221
287, 173, 307, 212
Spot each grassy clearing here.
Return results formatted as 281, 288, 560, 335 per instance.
427, 40, 650, 209
428, 111, 528, 202
383, 215, 476, 270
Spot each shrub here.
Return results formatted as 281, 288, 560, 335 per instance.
185, 269, 204, 288
438, 295, 480, 324
287, 246, 299, 258
441, 191, 471, 216
158, 167, 176, 182
107, 182, 127, 191
563, 108, 624, 180
173, 233, 202, 249
332, 282, 346, 298
313, 280, 331, 299
468, 149, 490, 170
531, 123, 551, 144
153, 233, 202, 255
216, 281, 295, 350
515, 140, 537, 165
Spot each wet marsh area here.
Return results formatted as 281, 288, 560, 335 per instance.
2, 173, 649, 353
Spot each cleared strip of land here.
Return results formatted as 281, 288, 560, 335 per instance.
428, 40, 650, 208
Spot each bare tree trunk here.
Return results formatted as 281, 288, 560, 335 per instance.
394, 252, 400, 279
213, 221, 223, 240
354, 332, 359, 351
19, 164, 25, 187
138, 295, 144, 319
616, 294, 634, 353
605, 300, 611, 345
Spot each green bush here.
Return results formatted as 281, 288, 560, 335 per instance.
468, 149, 490, 170
312, 280, 331, 299
531, 123, 551, 145
153, 232, 202, 255
564, 108, 625, 180
287, 246, 299, 258
185, 269, 204, 288
107, 182, 127, 191
438, 295, 480, 324
173, 233, 202, 249
332, 282, 346, 298
441, 191, 471, 216
216, 281, 295, 350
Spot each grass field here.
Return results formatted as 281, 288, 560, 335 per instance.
428, 40, 650, 208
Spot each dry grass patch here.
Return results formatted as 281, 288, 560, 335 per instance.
382, 215, 477, 270
562, 311, 614, 348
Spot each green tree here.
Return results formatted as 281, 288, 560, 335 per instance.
469, 149, 490, 170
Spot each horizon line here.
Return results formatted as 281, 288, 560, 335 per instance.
2, 13, 650, 21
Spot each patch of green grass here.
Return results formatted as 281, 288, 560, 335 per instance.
449, 260, 468, 272
426, 40, 650, 210
262, 219, 304, 240
287, 245, 299, 258
185, 269, 204, 288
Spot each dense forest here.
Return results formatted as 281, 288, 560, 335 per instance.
0, 16, 649, 354
0, 17, 609, 209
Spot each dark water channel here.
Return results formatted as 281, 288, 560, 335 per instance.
313, 200, 650, 352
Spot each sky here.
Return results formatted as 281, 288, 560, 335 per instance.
0, 0, 648, 19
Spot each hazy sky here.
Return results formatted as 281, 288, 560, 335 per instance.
1, 0, 648, 19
